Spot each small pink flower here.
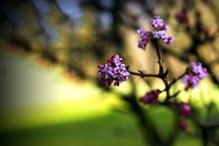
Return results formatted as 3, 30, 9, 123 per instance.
137, 28, 152, 50
152, 30, 173, 45
179, 102, 191, 117
182, 62, 208, 89
137, 16, 173, 49
151, 16, 169, 31
139, 89, 161, 104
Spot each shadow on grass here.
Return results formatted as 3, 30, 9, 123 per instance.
0, 109, 201, 146
1, 112, 145, 146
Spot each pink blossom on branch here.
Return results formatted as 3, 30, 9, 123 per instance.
97, 55, 130, 86
151, 16, 169, 31
137, 16, 173, 50
182, 62, 208, 89
137, 28, 152, 50
139, 89, 161, 104
152, 30, 173, 45
179, 102, 192, 117
190, 62, 208, 79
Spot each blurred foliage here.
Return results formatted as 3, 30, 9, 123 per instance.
1, 0, 219, 87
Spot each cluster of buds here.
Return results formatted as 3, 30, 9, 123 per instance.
97, 55, 130, 86
178, 102, 192, 131
137, 16, 173, 50
182, 62, 208, 89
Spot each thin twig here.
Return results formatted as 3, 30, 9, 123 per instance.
128, 70, 160, 78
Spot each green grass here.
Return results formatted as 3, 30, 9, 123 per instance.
1, 110, 201, 146
1, 112, 145, 146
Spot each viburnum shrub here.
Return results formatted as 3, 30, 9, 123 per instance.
98, 16, 209, 145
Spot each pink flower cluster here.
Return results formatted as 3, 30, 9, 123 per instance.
137, 28, 152, 49
139, 89, 161, 104
182, 62, 208, 88
97, 55, 130, 86
137, 16, 173, 50
152, 30, 173, 45
151, 16, 169, 31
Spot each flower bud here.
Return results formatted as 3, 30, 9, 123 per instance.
179, 102, 192, 117
178, 120, 188, 131
139, 89, 161, 104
